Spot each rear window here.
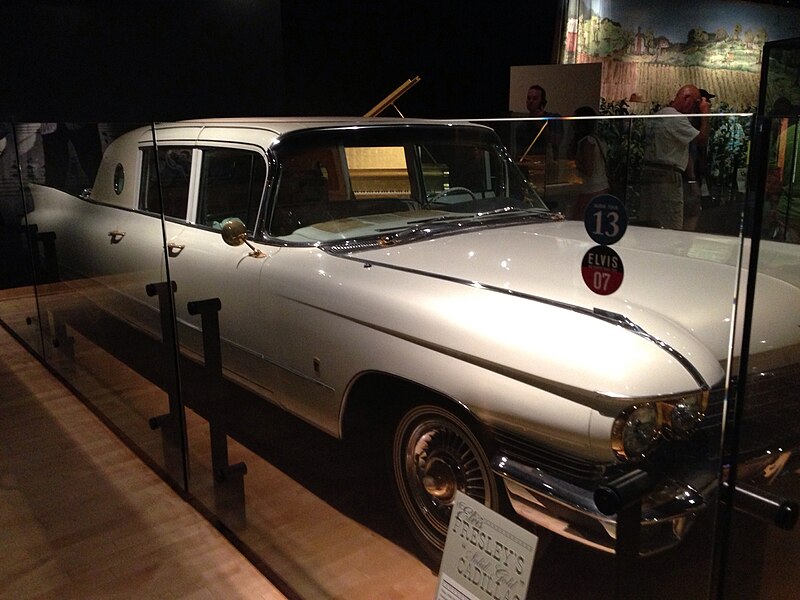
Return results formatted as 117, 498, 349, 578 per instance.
139, 147, 192, 219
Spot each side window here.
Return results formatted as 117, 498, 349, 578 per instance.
269, 146, 344, 237
139, 147, 192, 219
197, 148, 266, 231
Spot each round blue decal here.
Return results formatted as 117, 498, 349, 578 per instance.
583, 194, 627, 246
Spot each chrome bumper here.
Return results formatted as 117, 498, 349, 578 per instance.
494, 447, 800, 555
493, 453, 715, 555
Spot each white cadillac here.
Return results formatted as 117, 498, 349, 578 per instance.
26, 117, 800, 559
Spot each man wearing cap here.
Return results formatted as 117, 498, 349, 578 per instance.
684, 89, 715, 229
637, 84, 710, 229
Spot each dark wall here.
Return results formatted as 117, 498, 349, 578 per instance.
0, 1, 560, 121
280, 1, 562, 118
0, 1, 284, 121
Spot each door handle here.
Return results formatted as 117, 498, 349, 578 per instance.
167, 242, 185, 257
108, 230, 126, 244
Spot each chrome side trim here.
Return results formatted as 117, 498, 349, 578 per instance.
294, 293, 706, 414
175, 316, 335, 392
342, 254, 710, 391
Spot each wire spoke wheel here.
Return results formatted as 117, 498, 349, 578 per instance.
391, 404, 499, 559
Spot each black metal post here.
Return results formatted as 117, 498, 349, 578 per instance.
145, 280, 189, 486
595, 469, 656, 600
186, 297, 246, 524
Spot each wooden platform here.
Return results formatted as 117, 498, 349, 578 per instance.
1, 282, 798, 600
0, 285, 438, 599
0, 322, 290, 600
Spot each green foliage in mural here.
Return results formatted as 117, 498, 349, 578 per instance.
576, 12, 768, 73
598, 98, 751, 207
597, 98, 645, 205
707, 111, 751, 202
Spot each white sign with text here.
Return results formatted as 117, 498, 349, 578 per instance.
435, 492, 538, 600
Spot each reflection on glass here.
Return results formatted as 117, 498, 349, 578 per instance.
2, 121, 189, 490
765, 114, 800, 242
39, 123, 103, 196
480, 113, 750, 238
0, 122, 44, 357
4, 112, 799, 600
716, 36, 800, 599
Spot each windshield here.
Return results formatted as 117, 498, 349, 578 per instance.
267, 125, 549, 243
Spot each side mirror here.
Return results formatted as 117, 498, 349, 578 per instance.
221, 217, 247, 247
220, 218, 265, 258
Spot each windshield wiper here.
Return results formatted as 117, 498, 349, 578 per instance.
407, 206, 557, 226
377, 207, 560, 245
326, 206, 562, 252
477, 206, 560, 221
406, 214, 468, 226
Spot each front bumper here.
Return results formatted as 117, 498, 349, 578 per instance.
493, 453, 716, 554
494, 446, 800, 555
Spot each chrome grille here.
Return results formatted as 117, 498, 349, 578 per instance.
493, 429, 605, 484
740, 362, 800, 453
704, 364, 800, 456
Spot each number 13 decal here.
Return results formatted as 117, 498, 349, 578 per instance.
592, 208, 621, 239
584, 194, 627, 246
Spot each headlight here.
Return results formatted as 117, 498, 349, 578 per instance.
611, 391, 708, 461
662, 393, 707, 439
611, 404, 661, 460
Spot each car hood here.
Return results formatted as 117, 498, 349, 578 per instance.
351, 220, 800, 375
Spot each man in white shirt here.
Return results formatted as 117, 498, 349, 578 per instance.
637, 85, 710, 229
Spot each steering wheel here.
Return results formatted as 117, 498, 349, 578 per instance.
422, 186, 478, 210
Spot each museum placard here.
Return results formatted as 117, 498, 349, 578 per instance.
436, 492, 538, 600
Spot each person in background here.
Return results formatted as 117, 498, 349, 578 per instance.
526, 85, 556, 119
637, 84, 710, 229
568, 106, 609, 219
40, 122, 103, 194
683, 88, 715, 230
516, 85, 564, 197
518, 84, 563, 158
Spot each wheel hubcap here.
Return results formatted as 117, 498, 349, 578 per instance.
422, 457, 457, 501
393, 406, 498, 553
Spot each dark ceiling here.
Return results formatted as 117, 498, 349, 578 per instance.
0, 1, 562, 121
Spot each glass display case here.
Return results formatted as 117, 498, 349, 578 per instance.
1, 91, 798, 598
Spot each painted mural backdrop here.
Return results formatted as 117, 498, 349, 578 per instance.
563, 0, 800, 112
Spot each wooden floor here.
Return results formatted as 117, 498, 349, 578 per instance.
0, 323, 289, 600
1, 283, 798, 600
0, 285, 439, 600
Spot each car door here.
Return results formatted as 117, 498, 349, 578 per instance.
159, 144, 287, 405
96, 143, 196, 339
